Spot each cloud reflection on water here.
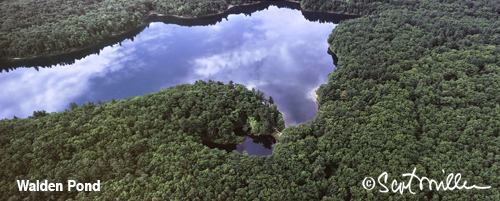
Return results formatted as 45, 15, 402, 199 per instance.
187, 6, 335, 125
0, 6, 337, 127
0, 45, 137, 119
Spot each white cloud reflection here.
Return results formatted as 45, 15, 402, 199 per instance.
1, 5, 338, 127
190, 6, 333, 79
0, 45, 138, 119
187, 6, 336, 126
134, 23, 175, 55
193, 48, 267, 77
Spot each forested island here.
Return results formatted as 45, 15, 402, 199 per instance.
1, 0, 500, 200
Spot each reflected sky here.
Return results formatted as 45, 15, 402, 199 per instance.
0, 6, 337, 126
236, 135, 276, 157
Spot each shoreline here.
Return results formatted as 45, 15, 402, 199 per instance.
5, 2, 261, 61
149, 1, 263, 18
313, 88, 319, 109
7, 19, 150, 60
281, 0, 367, 17
4, 0, 363, 61
328, 44, 338, 58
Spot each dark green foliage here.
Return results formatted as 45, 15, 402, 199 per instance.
2, 0, 500, 200
0, 80, 283, 200
313, 0, 500, 199
31, 110, 48, 118
277, 113, 285, 132
0, 0, 150, 58
0, 0, 257, 59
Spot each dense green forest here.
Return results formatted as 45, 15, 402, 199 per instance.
0, 0, 261, 59
316, 0, 500, 199
1, 0, 500, 200
0, 80, 285, 200
3, 1, 356, 72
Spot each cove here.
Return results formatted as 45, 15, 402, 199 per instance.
203, 135, 277, 157
203, 127, 278, 157
0, 2, 357, 155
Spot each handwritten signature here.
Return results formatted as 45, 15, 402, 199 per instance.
362, 168, 491, 194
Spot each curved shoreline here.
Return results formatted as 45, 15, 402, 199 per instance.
281, 0, 367, 17
313, 88, 320, 109
4, 2, 262, 60
328, 45, 338, 58
3, 0, 363, 61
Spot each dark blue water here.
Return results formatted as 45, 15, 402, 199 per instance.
236, 135, 277, 156
202, 128, 277, 157
0, 3, 356, 156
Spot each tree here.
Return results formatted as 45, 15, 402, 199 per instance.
69, 102, 78, 110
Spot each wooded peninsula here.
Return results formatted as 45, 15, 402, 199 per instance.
1, 0, 500, 200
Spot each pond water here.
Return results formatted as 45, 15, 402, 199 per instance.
0, 2, 357, 156
203, 127, 277, 157
203, 135, 277, 157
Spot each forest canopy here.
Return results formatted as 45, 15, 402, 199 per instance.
0, 0, 259, 59
0, 80, 285, 200
1, 0, 500, 200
